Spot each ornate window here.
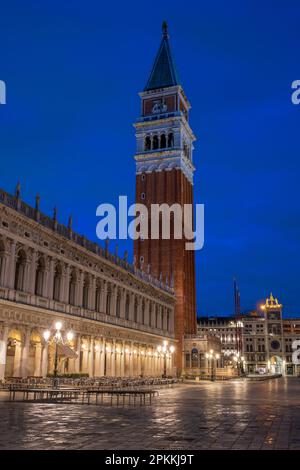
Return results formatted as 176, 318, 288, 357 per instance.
152, 135, 159, 150
14, 249, 27, 292
160, 133, 166, 149
144, 136, 151, 151
167, 132, 174, 148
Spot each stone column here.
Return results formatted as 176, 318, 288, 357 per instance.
120, 288, 126, 319
90, 277, 97, 312
162, 309, 167, 331
23, 258, 31, 293
82, 342, 89, 374
120, 341, 125, 377
20, 328, 31, 377
111, 340, 116, 377
145, 299, 150, 326
151, 304, 156, 328
129, 293, 134, 322
94, 341, 101, 377
0, 324, 9, 381
137, 347, 142, 376
88, 337, 94, 377
41, 342, 49, 377
101, 281, 107, 313
62, 264, 70, 303
111, 285, 117, 317
13, 342, 22, 377
74, 335, 81, 373
28, 249, 38, 295
34, 343, 42, 376
0, 249, 10, 287
100, 338, 105, 376
77, 272, 84, 308
128, 342, 133, 377
7, 240, 16, 289
47, 258, 55, 299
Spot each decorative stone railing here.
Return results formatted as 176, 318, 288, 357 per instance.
0, 286, 174, 338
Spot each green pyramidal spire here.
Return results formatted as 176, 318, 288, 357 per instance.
144, 21, 180, 91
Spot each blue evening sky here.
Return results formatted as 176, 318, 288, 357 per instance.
0, 0, 299, 317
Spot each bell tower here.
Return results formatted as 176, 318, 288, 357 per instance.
134, 22, 197, 373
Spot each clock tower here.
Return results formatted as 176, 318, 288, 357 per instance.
134, 22, 197, 373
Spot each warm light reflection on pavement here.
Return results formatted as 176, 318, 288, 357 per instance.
0, 377, 300, 450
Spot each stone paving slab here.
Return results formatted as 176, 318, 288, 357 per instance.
0, 377, 300, 450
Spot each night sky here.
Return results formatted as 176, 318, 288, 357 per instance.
1, 1, 300, 317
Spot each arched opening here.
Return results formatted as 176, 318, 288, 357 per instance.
53, 263, 62, 301
160, 134, 166, 149
69, 270, 77, 306
35, 256, 45, 297
14, 249, 27, 292
152, 135, 159, 150
5, 329, 22, 378
125, 294, 130, 320
167, 132, 174, 148
82, 275, 90, 309
270, 355, 283, 374
144, 136, 151, 151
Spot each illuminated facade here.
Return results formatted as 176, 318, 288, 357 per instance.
0, 187, 176, 381
198, 294, 300, 376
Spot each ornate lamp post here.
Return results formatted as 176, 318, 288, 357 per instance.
233, 352, 245, 376
43, 321, 74, 388
157, 341, 175, 378
205, 350, 220, 381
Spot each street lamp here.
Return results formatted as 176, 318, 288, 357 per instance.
233, 353, 245, 376
157, 342, 175, 378
43, 321, 74, 388
206, 350, 219, 381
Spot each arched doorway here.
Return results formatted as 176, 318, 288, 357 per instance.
270, 355, 283, 374
5, 329, 22, 378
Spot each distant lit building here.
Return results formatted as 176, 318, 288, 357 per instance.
198, 294, 300, 376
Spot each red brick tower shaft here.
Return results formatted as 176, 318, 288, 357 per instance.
134, 23, 197, 374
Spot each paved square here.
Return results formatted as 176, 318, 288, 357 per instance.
0, 377, 300, 450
